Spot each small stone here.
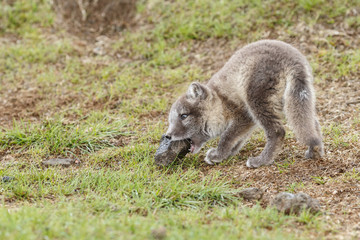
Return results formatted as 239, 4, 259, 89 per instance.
2, 176, 15, 182
154, 135, 191, 167
42, 158, 76, 167
238, 187, 264, 201
151, 226, 167, 240
271, 192, 321, 215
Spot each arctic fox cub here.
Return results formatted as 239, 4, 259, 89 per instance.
165, 40, 324, 168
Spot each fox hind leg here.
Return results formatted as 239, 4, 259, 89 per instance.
245, 98, 286, 168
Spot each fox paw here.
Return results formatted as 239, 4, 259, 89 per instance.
246, 156, 273, 168
204, 148, 223, 165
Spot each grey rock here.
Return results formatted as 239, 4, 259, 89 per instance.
2, 176, 15, 182
154, 135, 191, 166
151, 226, 167, 240
271, 192, 321, 214
42, 158, 78, 167
238, 187, 264, 201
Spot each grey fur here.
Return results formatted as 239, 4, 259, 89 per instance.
166, 40, 324, 168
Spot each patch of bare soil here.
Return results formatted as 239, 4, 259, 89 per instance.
183, 38, 235, 74
0, 87, 43, 127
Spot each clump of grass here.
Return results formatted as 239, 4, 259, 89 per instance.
0, 39, 73, 75
298, 0, 325, 12
0, 0, 53, 36
1, 162, 237, 209
0, 116, 130, 155
313, 48, 360, 81
276, 158, 296, 173
287, 182, 305, 193
311, 176, 327, 185
322, 123, 350, 148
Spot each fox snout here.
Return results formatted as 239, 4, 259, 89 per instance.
165, 127, 184, 141
165, 128, 174, 140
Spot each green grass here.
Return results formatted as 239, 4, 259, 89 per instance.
287, 182, 305, 193
276, 157, 296, 173
1, 160, 326, 239
0, 163, 327, 239
322, 123, 357, 148
0, 0, 53, 36
0, 0, 359, 239
1, 163, 235, 206
0, 203, 324, 240
0, 115, 130, 156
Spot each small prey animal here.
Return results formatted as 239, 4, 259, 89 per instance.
165, 40, 324, 168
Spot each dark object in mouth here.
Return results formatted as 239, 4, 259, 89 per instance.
154, 135, 191, 166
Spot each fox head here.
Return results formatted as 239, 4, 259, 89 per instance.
165, 82, 224, 154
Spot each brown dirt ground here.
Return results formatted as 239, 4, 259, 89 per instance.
0, 87, 43, 126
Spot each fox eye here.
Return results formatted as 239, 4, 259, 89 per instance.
180, 114, 189, 120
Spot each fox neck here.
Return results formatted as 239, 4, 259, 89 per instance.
202, 91, 227, 138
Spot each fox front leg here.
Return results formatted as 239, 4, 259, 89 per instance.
204, 120, 255, 165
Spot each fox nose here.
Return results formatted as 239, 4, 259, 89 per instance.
165, 129, 172, 139
165, 127, 175, 139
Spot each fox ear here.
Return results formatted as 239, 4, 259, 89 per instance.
186, 82, 207, 100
